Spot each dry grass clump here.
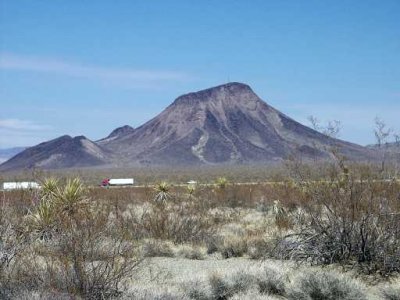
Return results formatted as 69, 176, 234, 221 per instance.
246, 236, 271, 259
124, 286, 186, 300
256, 266, 287, 296
286, 269, 367, 300
215, 234, 248, 259
181, 265, 375, 300
203, 207, 284, 260
230, 292, 283, 300
176, 245, 205, 260
380, 282, 400, 300
7, 290, 76, 300
141, 239, 174, 258
183, 265, 288, 300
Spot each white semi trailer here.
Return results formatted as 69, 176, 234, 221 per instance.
109, 178, 134, 186
3, 182, 41, 190
101, 178, 134, 187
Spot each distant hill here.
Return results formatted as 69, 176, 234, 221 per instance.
0, 82, 377, 171
0, 147, 26, 164
368, 142, 400, 152
0, 136, 110, 171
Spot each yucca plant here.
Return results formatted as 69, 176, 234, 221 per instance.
54, 178, 88, 217
27, 178, 60, 240
187, 184, 196, 199
40, 177, 59, 200
27, 178, 88, 238
153, 182, 171, 204
28, 198, 56, 240
215, 177, 228, 189
272, 200, 290, 229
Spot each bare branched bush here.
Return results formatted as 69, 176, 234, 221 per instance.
279, 164, 400, 275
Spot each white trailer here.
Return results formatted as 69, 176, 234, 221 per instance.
3, 181, 41, 190
108, 178, 134, 186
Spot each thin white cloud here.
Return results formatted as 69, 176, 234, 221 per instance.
0, 53, 189, 83
0, 118, 51, 131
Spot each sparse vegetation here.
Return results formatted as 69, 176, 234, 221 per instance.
1, 178, 139, 299
2, 161, 400, 298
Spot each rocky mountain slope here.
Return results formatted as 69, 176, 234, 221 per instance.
0, 82, 376, 170
100, 82, 374, 165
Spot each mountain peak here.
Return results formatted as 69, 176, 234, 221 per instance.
74, 135, 87, 141
96, 125, 135, 145
214, 82, 252, 91
107, 125, 135, 138
172, 82, 256, 106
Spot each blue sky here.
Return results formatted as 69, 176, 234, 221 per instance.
0, 0, 399, 147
